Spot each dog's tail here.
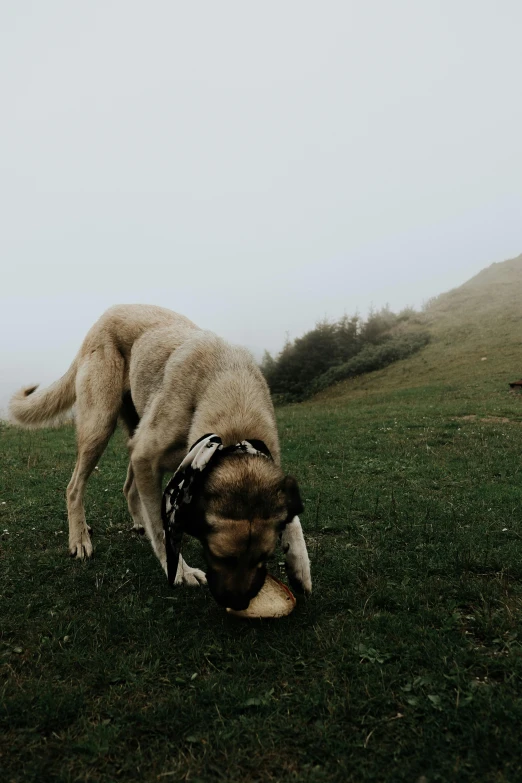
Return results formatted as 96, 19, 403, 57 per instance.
9, 357, 79, 429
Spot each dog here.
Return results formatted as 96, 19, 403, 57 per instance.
9, 305, 311, 610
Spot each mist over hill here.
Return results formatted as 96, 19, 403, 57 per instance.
317, 253, 522, 401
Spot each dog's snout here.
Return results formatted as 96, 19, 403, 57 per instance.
224, 594, 251, 611
206, 562, 267, 610
209, 584, 252, 611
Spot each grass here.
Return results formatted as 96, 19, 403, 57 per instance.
2, 372, 522, 782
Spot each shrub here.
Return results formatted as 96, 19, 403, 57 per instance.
262, 316, 361, 401
262, 306, 430, 402
310, 330, 430, 395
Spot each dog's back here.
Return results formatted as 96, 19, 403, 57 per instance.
8, 304, 200, 428
90, 304, 199, 362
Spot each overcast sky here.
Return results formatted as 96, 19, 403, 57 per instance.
2, 1, 522, 414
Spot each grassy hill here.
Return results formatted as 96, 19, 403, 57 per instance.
2, 256, 522, 782
317, 253, 522, 403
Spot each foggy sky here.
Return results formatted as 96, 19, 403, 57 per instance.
2, 1, 522, 414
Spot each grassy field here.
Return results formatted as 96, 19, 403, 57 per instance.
3, 256, 522, 782
2, 374, 522, 782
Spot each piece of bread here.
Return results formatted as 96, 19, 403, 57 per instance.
226, 575, 296, 619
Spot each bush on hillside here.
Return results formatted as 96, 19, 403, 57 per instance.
310, 330, 431, 395
358, 305, 398, 343
261, 315, 360, 401
261, 307, 430, 402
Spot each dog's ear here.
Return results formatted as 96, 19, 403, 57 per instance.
281, 475, 304, 523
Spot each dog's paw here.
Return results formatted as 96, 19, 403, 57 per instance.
69, 527, 93, 559
131, 523, 145, 535
174, 558, 207, 587
284, 551, 312, 595
281, 516, 312, 595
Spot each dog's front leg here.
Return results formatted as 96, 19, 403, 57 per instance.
131, 452, 206, 587
281, 516, 312, 595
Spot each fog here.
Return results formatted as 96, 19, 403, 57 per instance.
2, 1, 522, 414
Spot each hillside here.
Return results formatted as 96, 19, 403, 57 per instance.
316, 253, 522, 402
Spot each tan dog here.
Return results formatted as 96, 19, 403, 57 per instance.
9, 305, 311, 609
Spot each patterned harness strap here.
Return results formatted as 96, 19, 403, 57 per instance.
161, 433, 271, 585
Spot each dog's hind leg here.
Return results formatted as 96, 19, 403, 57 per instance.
67, 419, 117, 558
119, 397, 146, 533
67, 350, 124, 558
123, 463, 145, 534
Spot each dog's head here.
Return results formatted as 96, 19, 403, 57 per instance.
182, 454, 303, 610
